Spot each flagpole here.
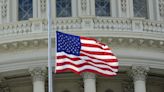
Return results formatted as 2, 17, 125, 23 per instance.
47, 0, 53, 92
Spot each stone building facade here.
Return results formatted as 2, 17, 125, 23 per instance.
0, 0, 164, 92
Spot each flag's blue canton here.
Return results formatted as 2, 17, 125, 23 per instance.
57, 31, 81, 56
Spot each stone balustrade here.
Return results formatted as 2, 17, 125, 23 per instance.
0, 17, 163, 37
143, 20, 164, 32
93, 17, 132, 31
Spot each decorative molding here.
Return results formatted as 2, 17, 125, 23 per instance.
159, 41, 164, 46
149, 40, 154, 46
12, 42, 18, 48
29, 67, 47, 82
138, 39, 144, 45
0, 18, 163, 37
159, 0, 164, 17
44, 39, 48, 45
118, 38, 123, 43
81, 0, 87, 12
1, 44, 8, 49
0, 0, 7, 17
22, 41, 28, 47
0, 37, 163, 52
129, 65, 149, 82
121, 0, 127, 11
40, 0, 46, 11
33, 40, 39, 47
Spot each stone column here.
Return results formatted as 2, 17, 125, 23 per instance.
111, 0, 117, 17
129, 65, 149, 92
83, 72, 96, 92
51, 0, 56, 20
154, 0, 160, 21
72, 0, 77, 17
33, 0, 38, 18
29, 67, 47, 92
90, 0, 95, 16
147, 0, 154, 20
11, 0, 18, 22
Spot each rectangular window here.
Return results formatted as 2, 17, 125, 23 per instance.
95, 0, 110, 16
56, 0, 72, 17
18, 0, 33, 20
133, 0, 148, 18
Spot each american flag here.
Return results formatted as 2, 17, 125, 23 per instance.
55, 31, 118, 77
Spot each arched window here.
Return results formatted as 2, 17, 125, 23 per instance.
133, 0, 148, 18
18, 0, 33, 20
56, 0, 72, 17
105, 88, 114, 92
95, 0, 111, 16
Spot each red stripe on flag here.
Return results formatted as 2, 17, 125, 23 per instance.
81, 50, 114, 56
56, 62, 116, 72
80, 53, 118, 62
81, 43, 110, 50
56, 31, 118, 77
56, 68, 117, 77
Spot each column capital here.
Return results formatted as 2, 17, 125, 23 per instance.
129, 65, 149, 82
29, 67, 47, 82
82, 72, 96, 79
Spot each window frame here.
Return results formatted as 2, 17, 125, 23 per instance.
133, 0, 148, 19
95, 0, 111, 17
56, 0, 72, 17
18, 0, 33, 20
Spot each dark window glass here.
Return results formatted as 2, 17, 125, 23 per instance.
18, 0, 33, 20
95, 0, 110, 16
133, 0, 148, 18
56, 0, 72, 17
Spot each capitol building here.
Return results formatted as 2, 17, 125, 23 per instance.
0, 0, 164, 92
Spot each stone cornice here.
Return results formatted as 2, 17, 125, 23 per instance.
0, 37, 163, 52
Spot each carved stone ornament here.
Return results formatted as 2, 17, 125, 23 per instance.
29, 67, 47, 82
40, 0, 46, 11
121, 0, 127, 11
81, 0, 87, 12
129, 65, 149, 82
159, 0, 164, 16
0, 0, 7, 17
